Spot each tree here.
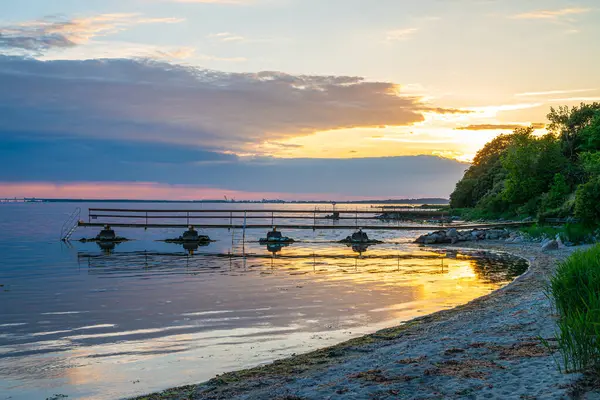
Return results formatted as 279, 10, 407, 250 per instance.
449, 134, 513, 208
575, 177, 600, 226
547, 103, 600, 160
501, 128, 567, 207
541, 173, 571, 211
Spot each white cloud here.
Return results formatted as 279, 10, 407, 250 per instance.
0, 14, 184, 54
386, 28, 418, 41
512, 7, 591, 20
208, 32, 246, 42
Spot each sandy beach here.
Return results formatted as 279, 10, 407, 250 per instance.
134, 241, 597, 400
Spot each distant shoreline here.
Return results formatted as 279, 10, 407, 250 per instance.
0, 198, 450, 205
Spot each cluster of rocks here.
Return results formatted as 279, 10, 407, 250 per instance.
415, 228, 516, 245
165, 226, 211, 244
259, 228, 295, 244
339, 229, 383, 244
79, 225, 129, 243
415, 228, 568, 252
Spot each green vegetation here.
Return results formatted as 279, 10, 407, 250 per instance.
450, 103, 600, 228
520, 223, 597, 245
548, 245, 600, 372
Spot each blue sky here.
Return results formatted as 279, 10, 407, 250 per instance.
1, 0, 599, 199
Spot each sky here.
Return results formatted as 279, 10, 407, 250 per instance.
1, 0, 599, 200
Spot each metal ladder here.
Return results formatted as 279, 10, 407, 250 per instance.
60, 207, 81, 241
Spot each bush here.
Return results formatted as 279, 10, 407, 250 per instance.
549, 245, 600, 372
575, 177, 600, 226
521, 223, 596, 244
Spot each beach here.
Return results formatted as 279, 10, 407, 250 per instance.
135, 241, 593, 400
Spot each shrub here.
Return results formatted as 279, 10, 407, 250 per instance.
548, 245, 600, 372
575, 177, 600, 226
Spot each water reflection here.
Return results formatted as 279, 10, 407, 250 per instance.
1, 242, 528, 400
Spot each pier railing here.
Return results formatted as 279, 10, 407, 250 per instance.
78, 207, 531, 231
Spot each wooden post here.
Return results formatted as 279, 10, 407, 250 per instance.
242, 211, 247, 243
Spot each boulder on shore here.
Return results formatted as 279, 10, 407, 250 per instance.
415, 228, 511, 245
541, 240, 559, 252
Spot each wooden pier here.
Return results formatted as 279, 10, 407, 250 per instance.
76, 208, 532, 232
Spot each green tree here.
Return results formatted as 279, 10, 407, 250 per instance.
575, 177, 600, 226
449, 134, 513, 208
547, 102, 600, 159
541, 173, 571, 211
501, 128, 567, 207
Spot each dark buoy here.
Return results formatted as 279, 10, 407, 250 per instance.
96, 225, 116, 241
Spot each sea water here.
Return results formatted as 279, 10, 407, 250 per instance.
0, 202, 527, 399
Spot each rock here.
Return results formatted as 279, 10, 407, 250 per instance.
267, 229, 283, 241
423, 234, 439, 244
182, 226, 199, 242
96, 225, 116, 241
350, 230, 369, 243
542, 240, 559, 252
446, 228, 458, 238
512, 236, 524, 243
415, 234, 427, 244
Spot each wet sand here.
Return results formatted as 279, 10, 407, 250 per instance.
133, 241, 592, 400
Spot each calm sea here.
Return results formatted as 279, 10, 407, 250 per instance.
0, 202, 527, 400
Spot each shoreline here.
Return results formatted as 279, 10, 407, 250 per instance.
133, 241, 587, 400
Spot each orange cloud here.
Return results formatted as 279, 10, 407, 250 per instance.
456, 123, 545, 131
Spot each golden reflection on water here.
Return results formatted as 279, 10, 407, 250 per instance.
1, 243, 527, 400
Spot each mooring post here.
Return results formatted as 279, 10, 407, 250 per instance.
272, 211, 274, 227
242, 211, 247, 243
145, 211, 148, 228
230, 212, 233, 230
313, 207, 316, 230
186, 211, 190, 226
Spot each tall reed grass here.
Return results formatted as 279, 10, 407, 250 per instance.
548, 245, 600, 372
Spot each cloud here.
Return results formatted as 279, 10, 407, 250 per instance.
164, 0, 251, 3
512, 7, 591, 20
516, 88, 597, 97
151, 47, 196, 60
0, 56, 460, 153
0, 131, 468, 197
386, 28, 418, 41
208, 32, 246, 42
549, 97, 600, 103
456, 123, 545, 131
0, 14, 183, 54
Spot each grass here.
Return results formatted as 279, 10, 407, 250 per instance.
521, 223, 598, 245
548, 245, 600, 372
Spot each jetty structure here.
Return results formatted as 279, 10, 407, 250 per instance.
61, 206, 535, 242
